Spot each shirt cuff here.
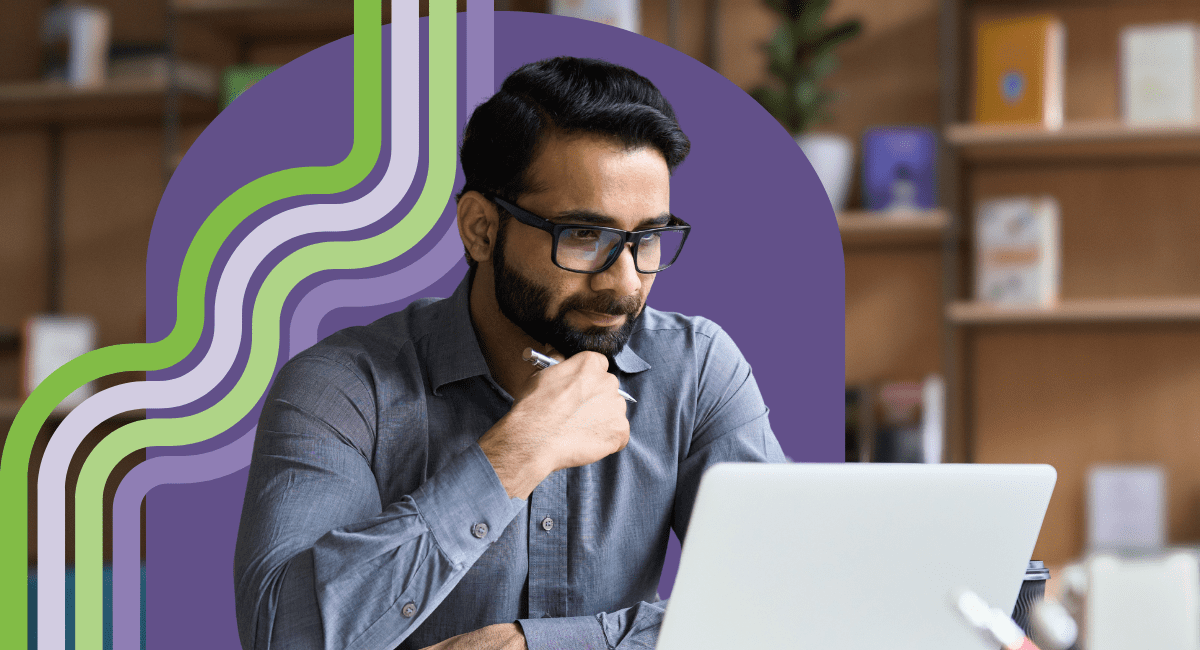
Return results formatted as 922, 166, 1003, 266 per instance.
409, 443, 526, 567
518, 615, 612, 650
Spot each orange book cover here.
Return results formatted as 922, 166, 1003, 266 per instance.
974, 14, 1064, 127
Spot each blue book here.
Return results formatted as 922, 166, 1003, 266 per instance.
861, 127, 937, 211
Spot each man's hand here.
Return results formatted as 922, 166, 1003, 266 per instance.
479, 350, 630, 499
418, 622, 528, 650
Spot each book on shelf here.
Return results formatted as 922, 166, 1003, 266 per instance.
1121, 23, 1200, 125
861, 126, 937, 213
22, 314, 97, 412
974, 196, 1060, 307
221, 64, 280, 109
974, 13, 1065, 129
846, 376, 943, 463
551, 0, 641, 33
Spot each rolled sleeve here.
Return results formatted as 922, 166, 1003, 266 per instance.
518, 615, 611, 650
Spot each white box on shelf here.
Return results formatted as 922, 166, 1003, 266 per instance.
41, 4, 112, 87
974, 196, 1061, 307
1121, 23, 1200, 124
22, 314, 98, 412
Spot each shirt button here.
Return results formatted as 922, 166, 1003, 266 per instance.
402, 602, 417, 618
472, 522, 489, 539
541, 517, 554, 531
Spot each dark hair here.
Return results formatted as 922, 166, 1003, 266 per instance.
458, 56, 691, 266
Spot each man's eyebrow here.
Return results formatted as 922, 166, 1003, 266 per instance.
551, 210, 674, 228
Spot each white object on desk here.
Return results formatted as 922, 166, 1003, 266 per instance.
1086, 552, 1200, 650
656, 463, 1056, 650
1088, 465, 1166, 552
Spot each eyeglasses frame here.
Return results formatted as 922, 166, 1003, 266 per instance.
488, 195, 691, 274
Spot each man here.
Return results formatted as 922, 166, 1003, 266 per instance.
234, 56, 786, 650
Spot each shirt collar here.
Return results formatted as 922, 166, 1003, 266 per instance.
428, 270, 652, 394
428, 271, 492, 395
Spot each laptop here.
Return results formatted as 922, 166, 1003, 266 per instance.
656, 463, 1056, 650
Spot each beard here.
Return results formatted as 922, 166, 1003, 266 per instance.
492, 222, 643, 359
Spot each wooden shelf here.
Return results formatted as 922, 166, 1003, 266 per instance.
945, 121, 1200, 161
948, 297, 1200, 325
0, 398, 146, 423
173, 0, 479, 39
0, 77, 218, 126
838, 209, 949, 247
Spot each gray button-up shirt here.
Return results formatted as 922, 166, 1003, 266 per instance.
234, 271, 786, 650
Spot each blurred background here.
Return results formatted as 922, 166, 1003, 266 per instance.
2, 0, 1198, 589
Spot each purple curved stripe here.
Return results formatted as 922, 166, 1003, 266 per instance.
112, 4, 495, 648
467, 0, 495, 108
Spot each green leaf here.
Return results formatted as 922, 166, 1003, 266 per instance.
816, 20, 863, 51
811, 51, 837, 79
793, 79, 818, 112
800, 0, 832, 35
768, 57, 796, 82
765, 25, 798, 66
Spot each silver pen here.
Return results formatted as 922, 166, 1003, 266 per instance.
522, 348, 637, 403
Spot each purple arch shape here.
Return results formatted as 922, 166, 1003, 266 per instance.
141, 11, 843, 649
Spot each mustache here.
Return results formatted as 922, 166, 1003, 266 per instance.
560, 293, 642, 317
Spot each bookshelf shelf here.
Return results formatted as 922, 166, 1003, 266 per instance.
0, 78, 217, 126
172, 0, 477, 38
0, 398, 146, 423
948, 297, 1200, 325
945, 121, 1200, 161
838, 209, 949, 247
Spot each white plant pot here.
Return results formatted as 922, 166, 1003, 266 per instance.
796, 132, 854, 212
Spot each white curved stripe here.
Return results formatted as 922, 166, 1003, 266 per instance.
36, 11, 420, 648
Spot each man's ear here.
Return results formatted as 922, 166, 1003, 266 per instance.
458, 191, 501, 264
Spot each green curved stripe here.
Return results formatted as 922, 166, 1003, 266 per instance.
72, 4, 456, 648
0, 0, 383, 645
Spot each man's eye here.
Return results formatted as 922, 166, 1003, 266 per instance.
565, 229, 601, 242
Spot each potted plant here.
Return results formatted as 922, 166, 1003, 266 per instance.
750, 0, 862, 211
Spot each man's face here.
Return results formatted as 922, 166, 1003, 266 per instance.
491, 134, 672, 358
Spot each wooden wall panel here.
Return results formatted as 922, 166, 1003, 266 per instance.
246, 40, 333, 67
640, 0, 710, 65
61, 127, 160, 389
0, 131, 52, 397
845, 246, 943, 384
0, 0, 47, 82
973, 326, 1200, 564
90, 0, 168, 45
970, 161, 1200, 299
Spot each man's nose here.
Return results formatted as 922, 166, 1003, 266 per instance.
592, 244, 642, 297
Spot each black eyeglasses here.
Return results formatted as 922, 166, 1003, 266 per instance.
489, 196, 691, 274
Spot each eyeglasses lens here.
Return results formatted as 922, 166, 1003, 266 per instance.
556, 228, 684, 273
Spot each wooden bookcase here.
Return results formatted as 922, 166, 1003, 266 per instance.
942, 0, 1200, 564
